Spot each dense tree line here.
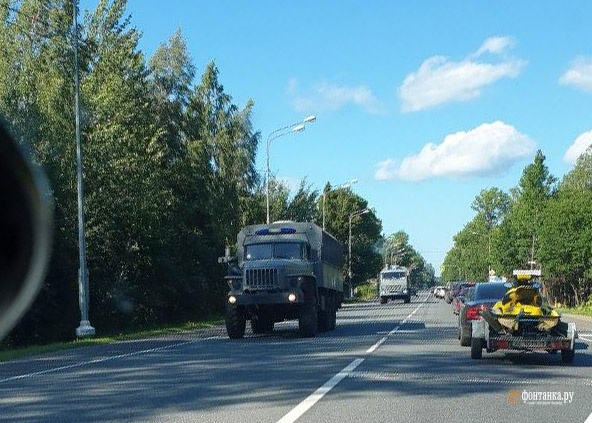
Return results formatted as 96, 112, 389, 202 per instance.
1, 0, 385, 346
442, 150, 592, 307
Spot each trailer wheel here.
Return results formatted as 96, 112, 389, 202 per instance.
225, 305, 246, 339
561, 348, 575, 364
299, 280, 318, 338
404, 295, 411, 304
470, 338, 483, 359
379, 296, 388, 304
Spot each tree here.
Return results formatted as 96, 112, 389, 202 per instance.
494, 150, 556, 271
0, 0, 82, 345
538, 152, 592, 306
382, 231, 434, 286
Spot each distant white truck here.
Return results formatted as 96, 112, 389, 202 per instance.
378, 265, 411, 304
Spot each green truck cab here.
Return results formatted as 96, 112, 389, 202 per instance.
220, 221, 344, 338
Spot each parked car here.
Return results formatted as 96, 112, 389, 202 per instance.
457, 281, 508, 347
452, 282, 475, 315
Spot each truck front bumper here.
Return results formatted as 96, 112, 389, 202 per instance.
227, 289, 305, 306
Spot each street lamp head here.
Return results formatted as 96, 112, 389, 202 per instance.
292, 124, 305, 133
303, 115, 316, 124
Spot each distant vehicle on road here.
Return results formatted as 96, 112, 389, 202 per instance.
445, 281, 463, 304
458, 281, 508, 347
433, 286, 447, 299
378, 265, 411, 304
452, 282, 475, 315
219, 221, 344, 339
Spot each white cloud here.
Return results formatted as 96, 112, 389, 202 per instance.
473, 36, 515, 56
399, 36, 525, 112
288, 79, 385, 115
564, 130, 592, 164
374, 121, 535, 181
559, 57, 592, 92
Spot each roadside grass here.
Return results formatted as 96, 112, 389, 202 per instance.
558, 307, 592, 318
0, 318, 223, 362
354, 283, 378, 302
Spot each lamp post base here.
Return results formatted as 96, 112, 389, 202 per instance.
76, 321, 95, 338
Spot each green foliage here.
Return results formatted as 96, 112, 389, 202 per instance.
382, 231, 434, 286
444, 148, 592, 308
1, 0, 382, 347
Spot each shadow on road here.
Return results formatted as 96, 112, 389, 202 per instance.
1, 296, 589, 422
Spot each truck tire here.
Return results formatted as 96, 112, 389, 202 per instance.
318, 294, 332, 332
561, 348, 575, 364
225, 305, 246, 339
379, 296, 388, 304
329, 302, 337, 330
470, 338, 483, 359
299, 281, 318, 338
251, 311, 274, 334
404, 295, 411, 304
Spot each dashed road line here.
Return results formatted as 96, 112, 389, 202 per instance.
276, 301, 425, 423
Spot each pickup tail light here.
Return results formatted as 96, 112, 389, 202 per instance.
466, 304, 489, 320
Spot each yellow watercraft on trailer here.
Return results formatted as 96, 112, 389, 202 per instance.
471, 269, 577, 364
491, 270, 560, 333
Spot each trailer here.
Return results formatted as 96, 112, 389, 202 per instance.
470, 269, 577, 364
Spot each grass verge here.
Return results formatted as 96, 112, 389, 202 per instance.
558, 307, 592, 318
0, 318, 223, 362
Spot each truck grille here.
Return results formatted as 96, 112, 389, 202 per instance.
245, 268, 279, 290
382, 284, 404, 294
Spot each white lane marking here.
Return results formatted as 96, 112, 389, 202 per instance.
276, 301, 425, 423
0, 341, 193, 383
276, 358, 365, 423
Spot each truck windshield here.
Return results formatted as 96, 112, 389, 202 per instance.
245, 243, 303, 260
382, 271, 406, 279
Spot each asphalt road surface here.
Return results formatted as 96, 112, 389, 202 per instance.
1, 292, 591, 423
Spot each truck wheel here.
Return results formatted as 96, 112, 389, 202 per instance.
379, 296, 388, 304
251, 312, 274, 334
225, 305, 246, 339
404, 295, 411, 304
561, 348, 575, 364
318, 294, 333, 332
470, 338, 483, 359
460, 335, 471, 347
299, 282, 318, 338
330, 303, 337, 330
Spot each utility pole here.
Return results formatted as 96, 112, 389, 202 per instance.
73, 0, 94, 337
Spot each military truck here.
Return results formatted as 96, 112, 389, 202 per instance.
219, 221, 344, 338
378, 265, 411, 304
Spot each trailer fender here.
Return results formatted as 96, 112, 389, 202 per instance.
568, 322, 577, 350
471, 319, 486, 339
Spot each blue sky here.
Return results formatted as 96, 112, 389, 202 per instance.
82, 1, 592, 275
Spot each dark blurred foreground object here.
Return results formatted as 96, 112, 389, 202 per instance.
0, 121, 52, 341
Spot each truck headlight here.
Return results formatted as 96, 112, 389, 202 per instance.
288, 293, 297, 302
228, 295, 237, 304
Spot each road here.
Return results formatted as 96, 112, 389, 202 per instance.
1, 292, 591, 423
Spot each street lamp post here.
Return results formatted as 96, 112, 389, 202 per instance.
73, 1, 95, 337
322, 179, 357, 230
266, 115, 316, 224
348, 208, 370, 297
